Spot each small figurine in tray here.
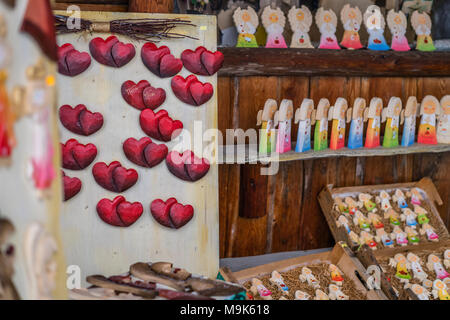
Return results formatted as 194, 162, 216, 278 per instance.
410, 284, 431, 300
329, 98, 350, 150
314, 289, 330, 300
358, 193, 377, 212
420, 223, 439, 242
334, 197, 349, 215
360, 231, 377, 250
367, 212, 384, 229
328, 284, 349, 300
376, 190, 392, 212
375, 228, 394, 248
401, 97, 418, 147
382, 97, 403, 148
314, 98, 331, 151
391, 226, 408, 246
364, 97, 383, 148
336, 215, 351, 234
426, 254, 450, 280
250, 278, 273, 300
406, 253, 428, 281
432, 279, 450, 300
444, 250, 450, 269
294, 98, 315, 153
269, 271, 289, 295
274, 99, 294, 154
288, 5, 314, 49
299, 267, 320, 288
329, 264, 344, 286
348, 98, 366, 149
393, 189, 408, 209
257, 99, 278, 154
389, 253, 412, 282
353, 211, 371, 232
414, 205, 430, 225
400, 208, 418, 229
385, 208, 401, 226
294, 290, 310, 300
437, 95, 450, 144
344, 196, 361, 215
418, 95, 440, 145
405, 226, 420, 245
408, 188, 424, 206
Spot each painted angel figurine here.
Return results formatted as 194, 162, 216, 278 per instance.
376, 190, 392, 212
386, 10, 410, 51
315, 7, 340, 50
294, 290, 310, 300
299, 267, 319, 288
420, 223, 439, 242
313, 98, 330, 151
385, 208, 401, 226
418, 95, 440, 145
368, 212, 384, 229
375, 228, 394, 248
340, 4, 363, 50
364, 97, 383, 148
364, 5, 390, 51
408, 188, 423, 206
358, 193, 376, 212
329, 98, 350, 150
432, 279, 450, 300
410, 284, 430, 300
348, 230, 361, 246
294, 98, 314, 153
344, 196, 361, 215
401, 208, 418, 228
393, 189, 408, 208
360, 231, 377, 250
405, 226, 420, 245
391, 226, 408, 247
401, 97, 418, 147
288, 5, 313, 49
437, 95, 450, 144
261, 6, 287, 48
233, 6, 259, 47
314, 289, 330, 300
329, 264, 344, 286
389, 253, 411, 282
353, 210, 371, 231
257, 99, 278, 154
426, 254, 450, 280
414, 205, 430, 225
328, 284, 349, 300
411, 10, 436, 52
336, 215, 351, 234
334, 197, 349, 215
382, 97, 403, 148
348, 98, 366, 149
274, 99, 293, 154
250, 278, 272, 300
269, 271, 289, 294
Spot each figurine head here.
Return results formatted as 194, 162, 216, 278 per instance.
405, 226, 417, 235
404, 97, 418, 118
379, 190, 391, 200
433, 279, 446, 290
330, 98, 348, 120
364, 5, 385, 31
410, 188, 423, 199
387, 10, 407, 37
428, 254, 441, 264
392, 225, 403, 234
366, 97, 383, 119
274, 99, 294, 126
295, 98, 314, 123
271, 270, 282, 280
257, 98, 278, 125
302, 267, 313, 275
395, 189, 406, 198
411, 10, 432, 35
261, 5, 286, 35
411, 284, 427, 296
316, 98, 330, 120
402, 208, 415, 216
315, 7, 337, 35
341, 4, 362, 32
413, 204, 427, 215
444, 249, 450, 260
407, 253, 420, 263
384, 97, 402, 120
337, 215, 348, 225
376, 228, 386, 236
420, 95, 440, 116
440, 95, 450, 115
315, 289, 329, 300
360, 231, 372, 239
295, 290, 310, 300
421, 222, 432, 231
422, 279, 433, 288
329, 263, 340, 273
233, 6, 259, 35
394, 253, 407, 263
288, 5, 312, 33
358, 193, 372, 202
352, 98, 366, 119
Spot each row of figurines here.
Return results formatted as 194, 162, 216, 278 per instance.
256, 95, 449, 154
249, 264, 350, 300
388, 251, 450, 300
233, 4, 436, 51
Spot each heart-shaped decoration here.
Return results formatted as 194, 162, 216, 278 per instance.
89, 35, 135, 68
165, 150, 210, 182
121, 80, 166, 110
181, 46, 224, 76
97, 196, 143, 227
59, 104, 104, 136
58, 43, 91, 76
141, 43, 182, 78
123, 137, 168, 168
150, 198, 194, 229
61, 139, 97, 170
92, 161, 138, 192
139, 109, 183, 142
171, 75, 213, 106
62, 171, 82, 201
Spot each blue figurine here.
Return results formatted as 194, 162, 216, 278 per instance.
348, 98, 366, 149
401, 97, 418, 147
364, 5, 390, 51
295, 99, 314, 153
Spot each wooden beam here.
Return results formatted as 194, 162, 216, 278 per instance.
52, 3, 128, 11
128, 0, 173, 13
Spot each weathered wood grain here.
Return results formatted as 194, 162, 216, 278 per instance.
128, 0, 173, 13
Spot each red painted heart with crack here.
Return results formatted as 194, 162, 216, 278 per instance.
121, 80, 166, 110
59, 104, 104, 136
61, 139, 97, 170
123, 137, 168, 168
139, 109, 183, 142
150, 198, 194, 229
89, 35, 135, 68
165, 150, 210, 182
141, 43, 182, 78
58, 43, 91, 77
171, 75, 213, 106
181, 46, 224, 76
62, 171, 82, 201
97, 195, 143, 227
92, 161, 138, 192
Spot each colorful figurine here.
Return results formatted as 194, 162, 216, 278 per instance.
344, 196, 361, 215
329, 98, 350, 150
401, 97, 419, 147
420, 223, 439, 242
367, 212, 384, 229
336, 215, 351, 234
389, 253, 411, 282
358, 193, 377, 212
364, 5, 390, 51
340, 4, 363, 50
426, 254, 450, 280
418, 95, 440, 145
329, 264, 344, 286
444, 249, 450, 269
405, 226, 420, 245
261, 6, 287, 48
233, 6, 259, 48
294, 98, 315, 153
364, 97, 383, 148
348, 98, 366, 149
288, 5, 313, 49
422, 279, 433, 289
315, 8, 340, 50
294, 290, 310, 300
299, 267, 320, 288
348, 230, 361, 246
257, 99, 278, 154
314, 289, 330, 300
393, 189, 408, 208
376, 191, 392, 212
384, 208, 401, 226
410, 284, 430, 300
360, 231, 377, 250
353, 211, 371, 231
386, 10, 410, 51
400, 208, 418, 228
382, 97, 402, 148
411, 10, 436, 52
437, 95, 450, 144
391, 226, 408, 246
269, 271, 289, 294
334, 197, 349, 215
328, 284, 349, 300
407, 255, 426, 279
313, 98, 330, 151
408, 188, 423, 206
250, 278, 272, 300
375, 228, 394, 248
274, 99, 294, 154
432, 280, 450, 300
414, 205, 429, 225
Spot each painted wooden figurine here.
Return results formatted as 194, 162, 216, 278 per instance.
314, 289, 330, 300
386, 10, 410, 51
336, 215, 351, 233
376, 190, 392, 212
414, 204, 430, 225
294, 290, 310, 300
360, 231, 377, 250
250, 278, 273, 300
315, 8, 340, 50
375, 228, 394, 248
358, 193, 377, 212
437, 95, 450, 144
385, 208, 401, 226
401, 97, 418, 147
411, 284, 431, 300
294, 98, 315, 153
340, 4, 363, 50
288, 5, 314, 48
348, 231, 360, 246
406, 254, 427, 281
432, 280, 450, 300
408, 188, 423, 205
391, 226, 408, 246
382, 97, 403, 148
233, 6, 259, 47
344, 196, 361, 215
261, 6, 287, 48
257, 99, 278, 154
445, 249, 450, 269
364, 97, 383, 148
364, 5, 390, 51
299, 267, 320, 288
329, 264, 344, 286
328, 284, 349, 300
334, 197, 349, 215
368, 212, 384, 229
389, 253, 411, 282
348, 98, 366, 149
274, 99, 293, 154
314, 98, 330, 151
426, 254, 450, 280
269, 271, 289, 294
411, 10, 436, 52
420, 223, 439, 242
405, 226, 420, 245
393, 189, 408, 208
329, 98, 350, 150
418, 95, 440, 145
353, 211, 371, 232
401, 208, 418, 229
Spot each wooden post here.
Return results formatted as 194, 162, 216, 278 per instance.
128, 0, 174, 13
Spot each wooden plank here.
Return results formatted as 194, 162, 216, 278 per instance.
52, 3, 127, 12
218, 48, 450, 77
129, 0, 173, 13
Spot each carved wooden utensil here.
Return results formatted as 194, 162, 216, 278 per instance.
86, 275, 157, 299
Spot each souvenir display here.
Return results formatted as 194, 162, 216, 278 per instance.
340, 4, 363, 50
364, 5, 390, 51
315, 8, 340, 50
257, 99, 277, 154
288, 5, 314, 49
294, 98, 314, 153
411, 10, 436, 52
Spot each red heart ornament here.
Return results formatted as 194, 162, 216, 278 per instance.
200, 49, 224, 76
181, 46, 224, 76
59, 104, 103, 136
89, 35, 135, 68
58, 43, 91, 77
165, 150, 210, 182
121, 80, 166, 110
97, 196, 143, 227
171, 75, 213, 106
123, 137, 168, 168
92, 161, 138, 192
150, 198, 194, 229
169, 203, 194, 229
61, 139, 97, 170
62, 171, 82, 201
139, 109, 183, 142
141, 42, 182, 78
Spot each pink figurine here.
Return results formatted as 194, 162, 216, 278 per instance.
315, 7, 340, 50
274, 99, 294, 154
387, 10, 410, 51
261, 6, 288, 48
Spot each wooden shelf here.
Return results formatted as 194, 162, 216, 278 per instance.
218, 48, 450, 77
218, 143, 450, 164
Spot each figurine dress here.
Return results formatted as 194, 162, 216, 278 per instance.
367, 29, 390, 51
365, 116, 380, 148
314, 119, 328, 151
391, 34, 410, 51
341, 30, 363, 50
295, 118, 311, 152
401, 115, 416, 147
276, 120, 291, 153
330, 118, 346, 150
348, 117, 364, 149
418, 114, 437, 144
383, 115, 400, 148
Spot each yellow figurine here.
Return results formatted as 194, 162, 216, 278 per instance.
329, 264, 344, 286
432, 280, 450, 300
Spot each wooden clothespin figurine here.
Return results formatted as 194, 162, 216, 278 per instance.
329, 98, 350, 150
261, 5, 287, 48
274, 99, 293, 154
418, 95, 439, 145
401, 97, 418, 147
340, 4, 363, 50
387, 10, 410, 51
313, 98, 330, 151
364, 5, 390, 51
364, 97, 383, 148
233, 6, 259, 48
288, 5, 313, 48
437, 95, 450, 144
315, 8, 340, 50
294, 98, 315, 152
348, 98, 366, 149
382, 97, 403, 148
257, 99, 278, 154
411, 10, 436, 52
294, 290, 310, 300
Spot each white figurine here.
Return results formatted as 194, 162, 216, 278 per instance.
294, 290, 310, 300
406, 253, 428, 281
299, 267, 320, 288
393, 189, 408, 208
364, 5, 390, 51
410, 284, 430, 300
328, 284, 349, 300
250, 278, 273, 300
376, 191, 392, 211
400, 208, 418, 229
426, 255, 450, 280
375, 228, 394, 248
269, 270, 289, 294
288, 5, 314, 48
314, 289, 330, 300
420, 223, 439, 242
444, 249, 450, 269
